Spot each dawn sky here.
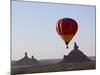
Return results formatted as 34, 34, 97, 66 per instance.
12, 1, 95, 60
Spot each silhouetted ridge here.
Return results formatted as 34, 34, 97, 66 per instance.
13, 52, 40, 66
61, 42, 91, 63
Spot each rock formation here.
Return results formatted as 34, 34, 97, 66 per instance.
61, 42, 91, 63
13, 52, 40, 66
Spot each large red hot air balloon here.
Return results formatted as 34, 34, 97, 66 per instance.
56, 18, 78, 48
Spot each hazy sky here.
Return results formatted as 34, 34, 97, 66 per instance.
12, 1, 95, 60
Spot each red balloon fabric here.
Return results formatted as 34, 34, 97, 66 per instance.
56, 18, 78, 35
56, 18, 78, 46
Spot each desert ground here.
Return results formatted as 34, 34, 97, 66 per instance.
11, 60, 95, 75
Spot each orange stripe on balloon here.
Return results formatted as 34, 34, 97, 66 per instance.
58, 20, 62, 35
60, 20, 63, 35
56, 23, 60, 35
57, 20, 61, 35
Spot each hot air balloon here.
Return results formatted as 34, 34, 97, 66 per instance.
56, 18, 78, 48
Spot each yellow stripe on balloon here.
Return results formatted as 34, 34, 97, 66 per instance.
60, 34, 74, 43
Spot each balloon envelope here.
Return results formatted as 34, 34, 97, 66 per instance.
56, 18, 78, 46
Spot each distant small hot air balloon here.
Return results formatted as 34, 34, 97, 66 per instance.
56, 18, 78, 48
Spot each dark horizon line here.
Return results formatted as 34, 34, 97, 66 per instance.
11, 56, 96, 61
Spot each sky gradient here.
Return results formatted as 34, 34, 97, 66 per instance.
12, 1, 96, 60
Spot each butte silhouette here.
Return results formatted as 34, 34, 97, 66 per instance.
12, 52, 40, 66
60, 42, 91, 63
